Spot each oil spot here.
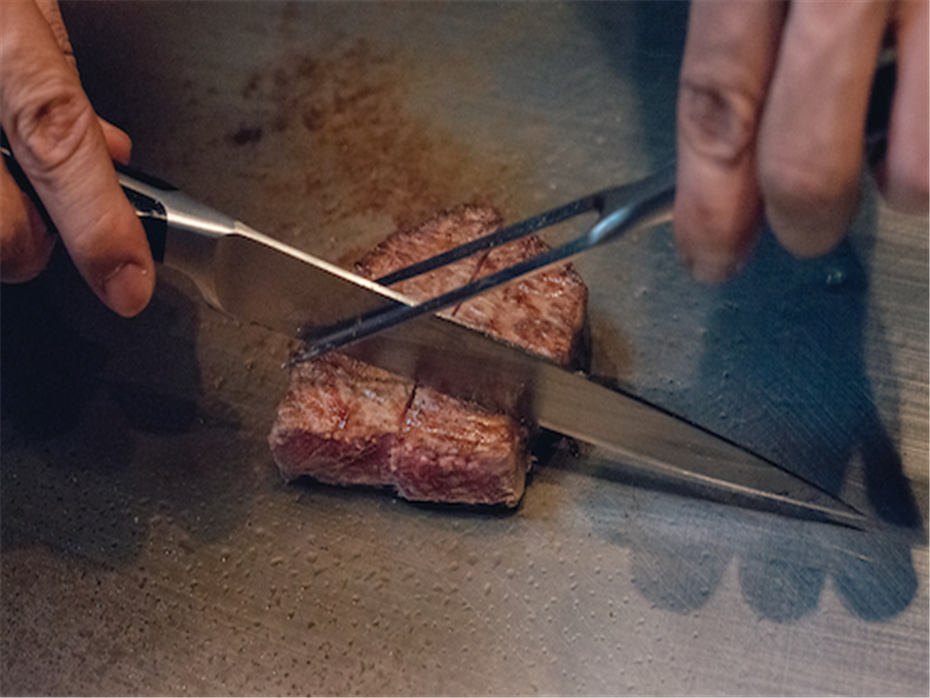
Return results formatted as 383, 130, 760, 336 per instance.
227, 125, 264, 146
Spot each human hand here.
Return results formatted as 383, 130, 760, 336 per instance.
674, 0, 929, 283
0, 0, 154, 316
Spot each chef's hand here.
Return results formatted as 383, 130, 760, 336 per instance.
0, 0, 154, 316
674, 0, 929, 283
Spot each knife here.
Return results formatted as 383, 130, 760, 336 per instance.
1, 137, 867, 528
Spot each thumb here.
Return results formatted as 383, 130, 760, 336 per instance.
0, 0, 154, 316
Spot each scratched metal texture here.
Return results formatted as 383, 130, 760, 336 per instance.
1, 2, 927, 695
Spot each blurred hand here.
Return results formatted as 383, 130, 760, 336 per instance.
0, 0, 154, 316
674, 0, 929, 283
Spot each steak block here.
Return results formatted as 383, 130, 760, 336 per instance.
269, 205, 588, 506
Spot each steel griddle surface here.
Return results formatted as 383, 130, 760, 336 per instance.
2, 3, 927, 695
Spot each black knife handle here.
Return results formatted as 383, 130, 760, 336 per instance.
0, 130, 169, 263
113, 163, 171, 263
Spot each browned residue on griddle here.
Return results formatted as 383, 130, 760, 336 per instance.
232, 39, 524, 262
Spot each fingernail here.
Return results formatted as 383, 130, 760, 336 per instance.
103, 263, 154, 317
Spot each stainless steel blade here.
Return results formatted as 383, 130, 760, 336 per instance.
136, 170, 863, 527
0, 95, 878, 531
341, 311, 867, 528
163, 222, 411, 339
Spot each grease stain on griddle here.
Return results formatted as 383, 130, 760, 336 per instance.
227, 125, 264, 146
234, 39, 525, 264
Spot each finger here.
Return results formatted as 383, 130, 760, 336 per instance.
0, 159, 56, 282
757, 0, 891, 258
880, 0, 929, 213
0, 0, 154, 316
99, 117, 133, 165
31, 0, 135, 166
674, 0, 787, 283
28, 5, 134, 176
34, 0, 74, 66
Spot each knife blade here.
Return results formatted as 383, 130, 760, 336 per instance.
338, 309, 866, 528
0, 141, 867, 528
0, 136, 410, 340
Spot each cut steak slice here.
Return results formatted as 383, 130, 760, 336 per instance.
269, 204, 588, 507
269, 353, 413, 487
455, 233, 590, 370
390, 386, 527, 507
355, 205, 503, 309
269, 353, 528, 506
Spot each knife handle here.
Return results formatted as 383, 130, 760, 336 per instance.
113, 163, 171, 263
0, 129, 244, 273
0, 131, 170, 263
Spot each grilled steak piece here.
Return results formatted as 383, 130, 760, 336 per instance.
269, 205, 588, 506
269, 352, 413, 486
390, 386, 527, 507
355, 205, 502, 310
456, 233, 590, 370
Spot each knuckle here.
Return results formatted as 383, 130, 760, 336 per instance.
678, 79, 760, 164
6, 74, 96, 176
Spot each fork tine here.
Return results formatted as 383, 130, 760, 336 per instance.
378, 164, 676, 287
293, 166, 676, 363
376, 194, 599, 287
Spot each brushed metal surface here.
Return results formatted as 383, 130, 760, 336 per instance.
201, 226, 407, 335
1, 2, 926, 695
